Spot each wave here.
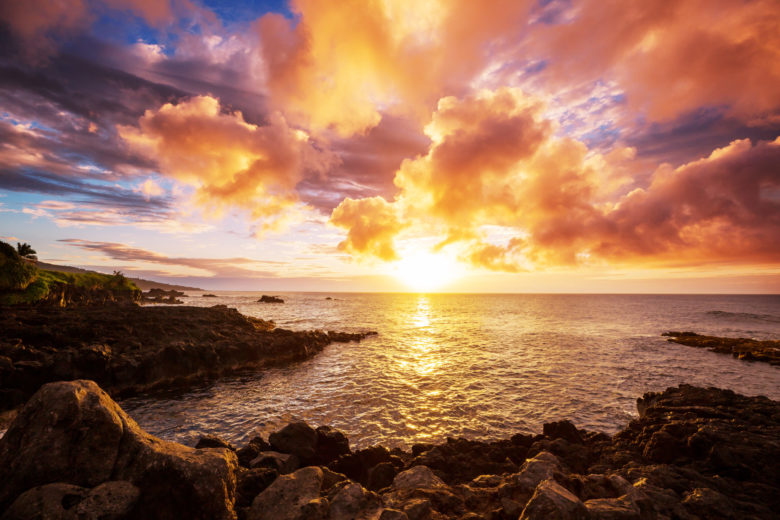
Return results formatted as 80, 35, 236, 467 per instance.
706, 310, 780, 323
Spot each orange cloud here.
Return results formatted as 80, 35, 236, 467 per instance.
330, 87, 780, 270
528, 0, 780, 122
257, 0, 533, 135
118, 95, 336, 225
330, 196, 404, 261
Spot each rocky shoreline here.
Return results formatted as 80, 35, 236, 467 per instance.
0, 304, 375, 411
1, 381, 778, 519
663, 331, 780, 366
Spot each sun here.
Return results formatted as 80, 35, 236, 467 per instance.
392, 251, 463, 292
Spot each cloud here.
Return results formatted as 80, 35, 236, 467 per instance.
60, 239, 280, 277
330, 196, 405, 261
118, 95, 337, 226
523, 0, 780, 122
257, 0, 534, 135
330, 87, 780, 270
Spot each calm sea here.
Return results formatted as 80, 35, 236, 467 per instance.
119, 293, 780, 449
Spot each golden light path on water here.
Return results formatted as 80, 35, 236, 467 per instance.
119, 293, 780, 450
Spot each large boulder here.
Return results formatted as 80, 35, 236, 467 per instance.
269, 421, 318, 461
520, 479, 589, 520
0, 380, 238, 519
248, 466, 324, 520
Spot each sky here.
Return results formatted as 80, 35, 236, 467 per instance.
0, 0, 779, 293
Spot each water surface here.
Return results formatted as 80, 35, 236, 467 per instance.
120, 293, 780, 449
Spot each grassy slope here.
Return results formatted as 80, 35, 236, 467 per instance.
0, 269, 140, 305
35, 262, 203, 291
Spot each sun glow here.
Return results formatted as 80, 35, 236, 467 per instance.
392, 251, 463, 292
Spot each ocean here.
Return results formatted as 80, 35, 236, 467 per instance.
119, 293, 780, 449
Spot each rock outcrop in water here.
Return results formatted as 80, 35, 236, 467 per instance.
258, 295, 284, 304
663, 331, 780, 365
2, 381, 778, 519
140, 288, 185, 304
0, 304, 376, 411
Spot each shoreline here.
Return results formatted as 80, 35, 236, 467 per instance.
0, 303, 375, 411
1, 381, 778, 519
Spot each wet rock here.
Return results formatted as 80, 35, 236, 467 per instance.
520, 479, 588, 519
196, 434, 236, 451
0, 380, 238, 520
329, 481, 383, 520
543, 420, 584, 445
237, 436, 272, 467
269, 421, 318, 461
248, 466, 323, 520
257, 295, 284, 303
662, 331, 780, 366
250, 451, 300, 474
330, 445, 393, 485
313, 425, 351, 465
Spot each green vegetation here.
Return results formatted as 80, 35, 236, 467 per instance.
0, 241, 140, 305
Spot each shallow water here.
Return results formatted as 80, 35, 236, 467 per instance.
116, 293, 780, 450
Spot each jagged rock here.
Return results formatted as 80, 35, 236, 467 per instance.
330, 445, 393, 485
269, 421, 319, 460
73, 481, 141, 520
402, 498, 432, 520
1, 483, 88, 520
313, 425, 351, 465
196, 434, 236, 451
248, 466, 323, 520
378, 509, 408, 520
682, 487, 736, 518
328, 481, 383, 520
584, 496, 641, 519
520, 479, 588, 519
237, 436, 271, 467
0, 305, 374, 410
235, 468, 278, 509
393, 466, 447, 490
368, 461, 398, 490
543, 420, 584, 444
0, 380, 238, 520
249, 451, 300, 474
507, 451, 562, 493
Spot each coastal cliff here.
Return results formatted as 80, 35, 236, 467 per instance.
1, 381, 777, 519
0, 304, 375, 411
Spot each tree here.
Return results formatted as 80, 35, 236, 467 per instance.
16, 243, 37, 260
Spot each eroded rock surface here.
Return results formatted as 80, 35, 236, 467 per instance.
2, 382, 778, 519
0, 304, 376, 410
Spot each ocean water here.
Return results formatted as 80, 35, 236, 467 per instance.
116, 293, 780, 450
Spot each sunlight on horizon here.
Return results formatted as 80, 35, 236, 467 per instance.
391, 251, 465, 292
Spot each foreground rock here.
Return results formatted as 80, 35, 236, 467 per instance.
0, 304, 375, 410
663, 331, 780, 365
2, 381, 779, 519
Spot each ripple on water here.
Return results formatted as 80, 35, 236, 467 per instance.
117, 293, 780, 449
